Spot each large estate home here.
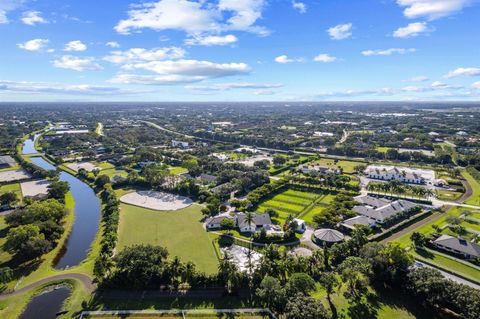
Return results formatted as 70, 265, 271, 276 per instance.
365, 166, 425, 184
432, 235, 480, 260
206, 212, 283, 235
341, 194, 420, 228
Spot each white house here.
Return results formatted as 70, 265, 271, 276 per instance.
364, 166, 425, 184
172, 140, 189, 148
293, 218, 307, 233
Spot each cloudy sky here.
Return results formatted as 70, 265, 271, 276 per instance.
1, 0, 480, 101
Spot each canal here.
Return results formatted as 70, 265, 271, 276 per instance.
25, 145, 101, 269
19, 287, 71, 319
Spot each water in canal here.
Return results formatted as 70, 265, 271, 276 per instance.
22, 134, 40, 154
27, 154, 101, 269
19, 287, 71, 319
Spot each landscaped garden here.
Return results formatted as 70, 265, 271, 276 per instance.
117, 202, 219, 274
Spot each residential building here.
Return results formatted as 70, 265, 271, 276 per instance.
432, 235, 480, 259
364, 166, 425, 184
172, 140, 189, 148
351, 195, 419, 224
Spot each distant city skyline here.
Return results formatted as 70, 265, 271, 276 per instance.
1, 0, 480, 101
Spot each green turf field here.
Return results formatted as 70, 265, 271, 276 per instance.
311, 158, 365, 174
257, 188, 334, 224
117, 202, 219, 274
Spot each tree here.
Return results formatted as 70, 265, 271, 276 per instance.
319, 272, 339, 317
47, 180, 70, 201
284, 293, 330, 319
273, 155, 287, 166
112, 244, 169, 288
95, 174, 111, 188
411, 232, 427, 247
286, 273, 316, 297
4, 224, 51, 260
256, 276, 286, 314
220, 218, 235, 230
338, 256, 372, 300
0, 192, 18, 208
0, 267, 13, 284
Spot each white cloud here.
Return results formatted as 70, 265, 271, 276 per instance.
123, 59, 249, 76
0, 0, 26, 24
17, 39, 49, 51
431, 81, 448, 88
106, 41, 120, 48
408, 75, 430, 82
255, 89, 276, 95
115, 0, 267, 36
0, 11, 8, 24
292, 1, 307, 13
185, 34, 237, 46
397, 0, 470, 20
444, 67, 480, 78
112, 59, 250, 84
313, 54, 337, 63
472, 82, 480, 89
274, 55, 303, 63
64, 40, 87, 52
21, 11, 47, 25
393, 22, 432, 38
110, 74, 206, 85
327, 23, 352, 40
52, 56, 103, 71
402, 85, 426, 92
0, 80, 136, 96
186, 82, 283, 91
104, 47, 185, 64
362, 48, 416, 56
315, 88, 394, 98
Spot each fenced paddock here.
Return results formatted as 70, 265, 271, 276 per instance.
80, 308, 276, 319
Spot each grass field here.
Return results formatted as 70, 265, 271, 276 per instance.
117, 202, 218, 274
463, 170, 480, 206
257, 188, 334, 224
393, 206, 480, 283
311, 158, 365, 174
0, 182, 22, 201
0, 215, 12, 264
168, 166, 188, 175
312, 283, 437, 319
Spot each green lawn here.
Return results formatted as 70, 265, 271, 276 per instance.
463, 170, 480, 206
168, 166, 188, 175
300, 194, 335, 224
313, 283, 436, 319
393, 206, 480, 283
0, 216, 12, 264
0, 182, 22, 202
311, 158, 365, 174
257, 189, 318, 224
436, 188, 462, 201
117, 202, 219, 274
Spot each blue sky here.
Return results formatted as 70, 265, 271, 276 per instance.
1, 0, 479, 101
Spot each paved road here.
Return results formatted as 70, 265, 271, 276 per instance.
0, 273, 95, 300
414, 261, 480, 290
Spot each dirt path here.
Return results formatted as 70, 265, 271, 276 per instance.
0, 273, 95, 300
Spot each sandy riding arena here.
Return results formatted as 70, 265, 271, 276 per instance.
67, 162, 99, 172
120, 190, 193, 211
0, 169, 31, 183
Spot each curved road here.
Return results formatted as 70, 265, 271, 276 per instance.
0, 273, 95, 300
